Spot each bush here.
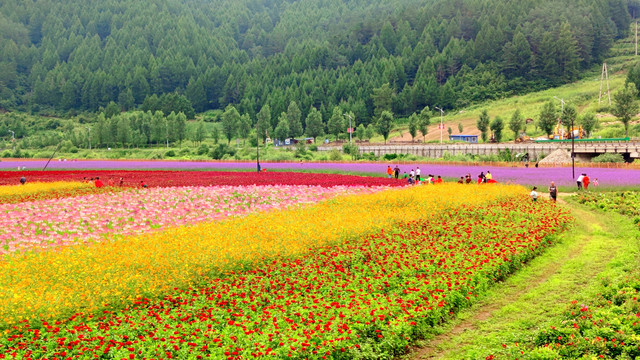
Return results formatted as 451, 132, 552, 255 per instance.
308, 144, 318, 152
164, 150, 176, 157
342, 143, 359, 155
328, 149, 343, 161
196, 144, 209, 156
179, 148, 191, 156
592, 153, 625, 163
1, 151, 11, 158
383, 153, 398, 161
294, 143, 307, 158
209, 144, 236, 160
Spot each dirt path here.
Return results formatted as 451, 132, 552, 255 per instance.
407, 204, 623, 360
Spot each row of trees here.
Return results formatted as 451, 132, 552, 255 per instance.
0, 0, 634, 125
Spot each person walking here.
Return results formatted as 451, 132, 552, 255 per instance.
394, 165, 400, 180
530, 187, 538, 202
548, 181, 557, 202
576, 173, 584, 190
415, 167, 421, 182
583, 174, 590, 190
386, 166, 393, 179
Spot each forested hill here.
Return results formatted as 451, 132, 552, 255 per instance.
0, 0, 635, 125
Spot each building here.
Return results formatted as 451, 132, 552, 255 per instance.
449, 134, 478, 143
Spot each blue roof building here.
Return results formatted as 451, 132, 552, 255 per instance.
449, 134, 478, 143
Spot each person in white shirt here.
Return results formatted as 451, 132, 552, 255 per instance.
576, 174, 584, 190
530, 187, 538, 202
415, 167, 421, 181
410, 169, 415, 179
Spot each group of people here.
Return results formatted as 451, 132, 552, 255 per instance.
576, 173, 598, 190
386, 166, 444, 185
82, 177, 147, 188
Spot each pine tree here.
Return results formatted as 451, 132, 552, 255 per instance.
408, 113, 418, 142
612, 83, 639, 137
490, 116, 504, 143
580, 112, 598, 138
371, 83, 395, 118
221, 105, 240, 144
238, 114, 252, 145
274, 113, 290, 142
509, 109, 525, 139
560, 104, 578, 136
418, 106, 431, 142
458, 122, 463, 134
477, 109, 490, 143
538, 101, 558, 137
377, 111, 394, 144
305, 107, 324, 142
256, 104, 272, 143
286, 101, 303, 138
327, 107, 345, 141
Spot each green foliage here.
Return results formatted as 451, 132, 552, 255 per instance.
209, 144, 236, 160
490, 116, 504, 143
286, 101, 303, 138
221, 105, 240, 144
508, 109, 524, 137
408, 113, 418, 141
592, 153, 625, 163
418, 106, 431, 142
327, 107, 345, 141
164, 149, 175, 157
457, 122, 463, 134
256, 105, 272, 143
274, 113, 290, 141
538, 101, 558, 136
560, 104, 578, 134
304, 107, 324, 141
377, 111, 394, 144
477, 109, 490, 142
612, 82, 639, 136
580, 112, 598, 137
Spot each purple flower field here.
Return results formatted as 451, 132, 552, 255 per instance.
1, 159, 638, 188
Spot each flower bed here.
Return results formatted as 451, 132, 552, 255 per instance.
0, 182, 100, 204
574, 191, 640, 226
0, 184, 522, 328
0, 185, 386, 254
0, 171, 404, 188
0, 190, 570, 359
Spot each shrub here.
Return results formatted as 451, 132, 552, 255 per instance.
164, 150, 176, 157
328, 149, 343, 161
308, 144, 318, 152
592, 153, 625, 163
196, 144, 209, 156
209, 144, 236, 160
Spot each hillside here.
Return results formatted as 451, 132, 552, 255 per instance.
0, 0, 634, 127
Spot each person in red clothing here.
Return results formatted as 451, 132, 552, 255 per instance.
583, 173, 590, 190
435, 176, 444, 184
386, 166, 393, 178
94, 177, 104, 188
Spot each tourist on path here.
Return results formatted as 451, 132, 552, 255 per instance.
386, 166, 393, 179
576, 173, 584, 190
548, 182, 557, 202
530, 187, 538, 202
394, 165, 400, 180
583, 174, 590, 190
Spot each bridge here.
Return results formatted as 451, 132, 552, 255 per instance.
318, 140, 640, 162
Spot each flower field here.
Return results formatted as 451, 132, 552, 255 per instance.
574, 191, 640, 227
0, 182, 116, 204
0, 171, 572, 359
3, 159, 640, 188
0, 171, 403, 188
0, 185, 385, 254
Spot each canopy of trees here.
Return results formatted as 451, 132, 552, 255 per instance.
0, 0, 633, 127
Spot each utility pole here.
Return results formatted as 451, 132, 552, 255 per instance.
599, 63, 611, 106
343, 113, 353, 145
434, 107, 444, 144
256, 122, 261, 173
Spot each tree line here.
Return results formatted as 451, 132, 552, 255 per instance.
0, 0, 635, 125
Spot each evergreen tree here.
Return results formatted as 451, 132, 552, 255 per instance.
221, 105, 240, 144
458, 122, 463, 134
212, 126, 220, 144
580, 112, 598, 138
560, 104, 578, 136
508, 109, 525, 138
327, 107, 345, 141
418, 106, 430, 142
104, 101, 120, 119
116, 115, 132, 148
371, 83, 395, 118
612, 83, 639, 137
286, 101, 303, 138
274, 113, 290, 142
477, 109, 490, 143
192, 121, 207, 145
238, 113, 252, 145
355, 124, 366, 142
377, 111, 394, 144
408, 113, 418, 142
538, 101, 558, 137
256, 104, 272, 143
305, 107, 324, 142
490, 116, 504, 143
